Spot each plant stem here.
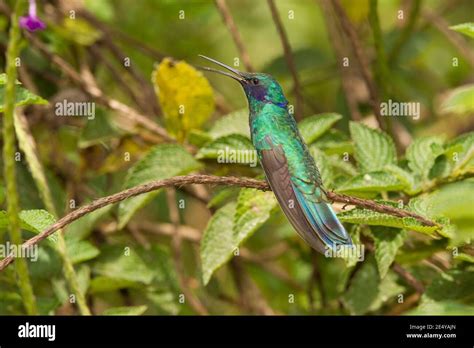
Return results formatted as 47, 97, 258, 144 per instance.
2, 0, 37, 315
14, 112, 91, 315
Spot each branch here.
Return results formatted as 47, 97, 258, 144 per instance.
215, 0, 255, 72
0, 174, 438, 272
267, 0, 304, 121
330, 0, 385, 130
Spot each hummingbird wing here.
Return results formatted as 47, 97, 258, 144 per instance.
259, 138, 352, 253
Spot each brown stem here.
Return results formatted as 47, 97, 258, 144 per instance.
330, 0, 385, 130
267, 0, 303, 121
215, 0, 254, 72
0, 174, 438, 272
319, 0, 362, 121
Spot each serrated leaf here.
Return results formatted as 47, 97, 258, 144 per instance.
103, 305, 147, 316
152, 58, 214, 141
338, 171, 403, 196
234, 189, 277, 243
298, 113, 342, 144
371, 227, 407, 278
0, 210, 57, 243
349, 122, 396, 172
338, 205, 439, 235
440, 84, 474, 116
0, 74, 48, 112
309, 146, 333, 188
118, 144, 201, 228
208, 109, 250, 139
201, 190, 277, 286
196, 134, 256, 166
406, 136, 444, 180
92, 245, 154, 284
200, 203, 236, 285
384, 164, 420, 195
449, 22, 474, 38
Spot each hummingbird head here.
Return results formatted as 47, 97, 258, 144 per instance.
199, 55, 288, 109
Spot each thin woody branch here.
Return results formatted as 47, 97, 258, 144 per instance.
0, 174, 438, 272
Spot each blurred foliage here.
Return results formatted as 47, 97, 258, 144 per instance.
0, 0, 473, 316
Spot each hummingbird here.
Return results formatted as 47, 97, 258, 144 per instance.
199, 55, 352, 254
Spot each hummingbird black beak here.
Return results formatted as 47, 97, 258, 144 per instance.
198, 55, 248, 83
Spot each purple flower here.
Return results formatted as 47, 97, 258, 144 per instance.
19, 0, 46, 32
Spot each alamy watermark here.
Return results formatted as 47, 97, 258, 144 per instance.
324, 243, 365, 262
55, 99, 95, 120
217, 146, 258, 167
0, 242, 38, 262
380, 99, 420, 120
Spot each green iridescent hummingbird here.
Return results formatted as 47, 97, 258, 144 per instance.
200, 55, 352, 254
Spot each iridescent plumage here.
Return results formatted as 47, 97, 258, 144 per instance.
200, 55, 352, 253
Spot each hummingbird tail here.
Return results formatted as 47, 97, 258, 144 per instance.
259, 145, 352, 254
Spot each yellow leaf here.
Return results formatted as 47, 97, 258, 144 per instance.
152, 58, 215, 141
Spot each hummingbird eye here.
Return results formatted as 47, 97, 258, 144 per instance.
250, 78, 259, 85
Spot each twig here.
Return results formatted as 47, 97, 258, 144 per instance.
319, 0, 362, 121
388, 0, 422, 64
166, 188, 209, 315
0, 174, 439, 272
330, 0, 385, 130
215, 0, 254, 72
267, 0, 303, 121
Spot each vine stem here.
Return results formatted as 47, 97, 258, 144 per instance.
2, 0, 37, 314
0, 174, 438, 272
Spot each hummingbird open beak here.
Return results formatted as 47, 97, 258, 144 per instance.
198, 55, 248, 83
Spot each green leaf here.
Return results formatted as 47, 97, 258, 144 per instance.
313, 129, 353, 155
411, 267, 474, 315
309, 146, 334, 188
196, 134, 256, 165
200, 203, 236, 285
440, 84, 474, 116
371, 227, 407, 278
449, 22, 474, 38
349, 122, 396, 172
338, 171, 404, 196
0, 74, 48, 112
201, 189, 277, 286
78, 109, 121, 148
118, 144, 201, 228
343, 256, 405, 314
0, 210, 57, 243
103, 305, 148, 316
338, 204, 439, 235
208, 109, 250, 139
66, 240, 100, 264
298, 113, 342, 144
384, 164, 420, 195
92, 245, 154, 284
234, 189, 277, 244
446, 132, 474, 176
406, 136, 444, 180
89, 276, 139, 294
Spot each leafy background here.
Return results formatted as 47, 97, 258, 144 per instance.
0, 0, 473, 315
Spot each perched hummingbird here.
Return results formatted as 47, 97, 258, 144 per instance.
200, 55, 352, 254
